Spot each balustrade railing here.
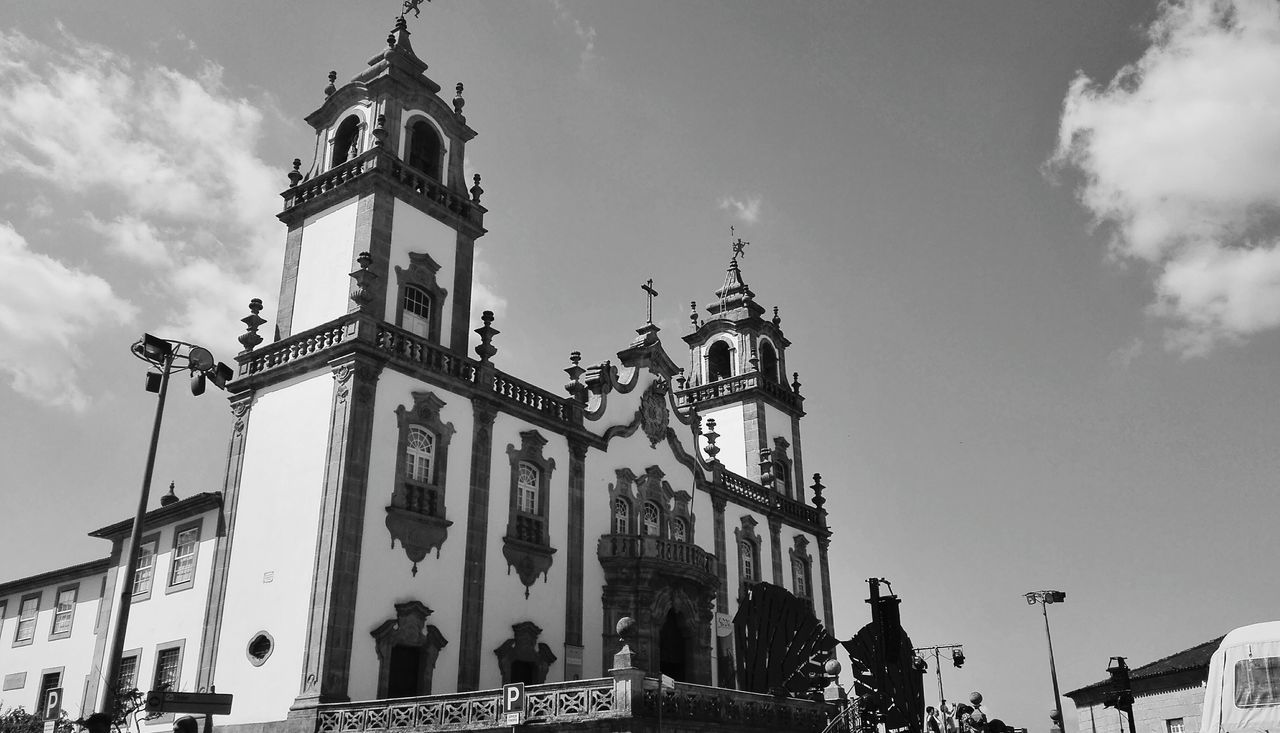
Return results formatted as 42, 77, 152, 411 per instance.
641, 679, 829, 732
677, 370, 801, 410
373, 324, 477, 383
315, 678, 617, 733
597, 534, 716, 575
718, 469, 824, 528
238, 319, 358, 378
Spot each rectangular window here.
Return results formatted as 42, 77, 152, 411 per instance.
133, 535, 159, 599
168, 523, 201, 591
14, 593, 39, 646
1167, 719, 1185, 733
49, 585, 78, 639
153, 645, 183, 690
117, 650, 141, 691
36, 670, 61, 713
1236, 658, 1280, 708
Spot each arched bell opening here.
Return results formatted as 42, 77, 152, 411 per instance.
760, 341, 779, 382
707, 341, 733, 382
407, 119, 443, 180
332, 114, 361, 168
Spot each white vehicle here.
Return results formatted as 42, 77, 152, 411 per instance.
1201, 622, 1280, 733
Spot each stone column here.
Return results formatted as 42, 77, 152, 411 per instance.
292, 356, 383, 712
457, 398, 498, 690
768, 517, 784, 586
563, 439, 588, 679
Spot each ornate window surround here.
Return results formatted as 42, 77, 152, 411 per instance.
371, 601, 448, 698
605, 466, 695, 542
788, 534, 814, 604
493, 621, 558, 685
770, 437, 794, 499
734, 515, 763, 592
502, 431, 557, 597
386, 391, 456, 574
393, 252, 448, 344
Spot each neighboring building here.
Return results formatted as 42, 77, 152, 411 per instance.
0, 490, 221, 721
0, 10, 847, 733
1066, 636, 1223, 733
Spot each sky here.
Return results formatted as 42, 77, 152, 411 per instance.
3, 0, 1280, 729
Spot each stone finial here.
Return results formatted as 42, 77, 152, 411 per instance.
453, 82, 466, 117
749, 344, 760, 373
675, 368, 686, 391
160, 481, 179, 507
372, 114, 388, 148
773, 305, 781, 326
474, 310, 499, 363
324, 70, 337, 97
239, 298, 267, 353
811, 474, 826, 511
791, 372, 802, 395
703, 419, 721, 464
758, 448, 773, 488
288, 158, 303, 187
689, 300, 698, 331
349, 251, 377, 311
564, 350, 585, 396
470, 174, 484, 203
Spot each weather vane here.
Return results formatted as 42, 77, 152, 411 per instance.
642, 278, 659, 324
400, 0, 429, 21
730, 225, 749, 263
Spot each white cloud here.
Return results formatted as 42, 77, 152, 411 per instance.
1048, 0, 1280, 355
549, 0, 597, 72
0, 26, 282, 376
719, 194, 763, 225
0, 222, 137, 411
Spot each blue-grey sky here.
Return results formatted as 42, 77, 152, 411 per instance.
3, 1, 1280, 729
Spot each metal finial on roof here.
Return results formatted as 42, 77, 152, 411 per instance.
401, 0, 429, 20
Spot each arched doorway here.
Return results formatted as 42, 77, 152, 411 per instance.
659, 610, 688, 681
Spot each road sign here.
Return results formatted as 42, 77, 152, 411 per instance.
501, 682, 525, 725
144, 691, 234, 715
42, 687, 63, 720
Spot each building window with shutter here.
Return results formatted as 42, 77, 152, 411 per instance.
49, 585, 77, 640
168, 522, 201, 592
133, 534, 160, 601
387, 391, 457, 572
394, 253, 448, 345
13, 594, 39, 647
153, 642, 184, 690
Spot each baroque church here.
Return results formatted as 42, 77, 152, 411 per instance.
0, 11, 843, 733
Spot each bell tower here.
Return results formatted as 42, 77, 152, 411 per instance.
680, 241, 807, 500
275, 14, 486, 350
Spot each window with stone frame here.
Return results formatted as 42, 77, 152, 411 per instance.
642, 501, 662, 536
670, 516, 688, 542
494, 622, 557, 685
613, 497, 630, 534
168, 521, 201, 592
372, 601, 447, 698
505, 432, 555, 547
49, 585, 77, 640
132, 534, 160, 601
770, 437, 794, 499
394, 252, 448, 344
788, 534, 815, 605
13, 594, 39, 646
153, 643, 183, 690
734, 516, 763, 591
502, 431, 558, 597
387, 392, 456, 572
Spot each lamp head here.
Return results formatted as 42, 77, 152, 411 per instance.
187, 346, 214, 373
1045, 590, 1066, 603
139, 333, 173, 363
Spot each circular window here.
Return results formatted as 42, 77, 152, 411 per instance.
246, 631, 274, 667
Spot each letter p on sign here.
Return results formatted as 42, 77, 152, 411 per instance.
502, 682, 525, 724
43, 687, 63, 720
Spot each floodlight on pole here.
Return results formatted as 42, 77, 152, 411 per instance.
86, 335, 233, 733
1026, 590, 1068, 733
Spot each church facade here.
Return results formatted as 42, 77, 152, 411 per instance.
0, 13, 841, 733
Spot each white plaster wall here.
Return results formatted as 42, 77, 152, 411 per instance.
347, 371, 474, 701
701, 404, 746, 476
724, 505, 771, 613
760, 401, 802, 500
387, 201, 458, 348
212, 374, 333, 724
476, 414, 570, 690
122, 516, 219, 697
0, 573, 105, 718
292, 200, 359, 335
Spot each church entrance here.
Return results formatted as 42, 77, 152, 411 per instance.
387, 644, 422, 697
659, 610, 688, 681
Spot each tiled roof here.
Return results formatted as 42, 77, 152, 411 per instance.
1066, 635, 1225, 698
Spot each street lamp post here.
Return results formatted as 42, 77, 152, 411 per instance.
88, 335, 231, 732
912, 644, 965, 730
1026, 590, 1067, 733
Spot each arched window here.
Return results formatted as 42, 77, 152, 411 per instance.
407, 120, 443, 180
707, 341, 732, 382
740, 540, 756, 582
614, 498, 630, 534
760, 341, 779, 382
670, 517, 687, 542
402, 286, 432, 338
792, 557, 809, 598
642, 502, 661, 536
406, 426, 436, 484
517, 462, 540, 515
773, 460, 791, 498
332, 115, 361, 167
